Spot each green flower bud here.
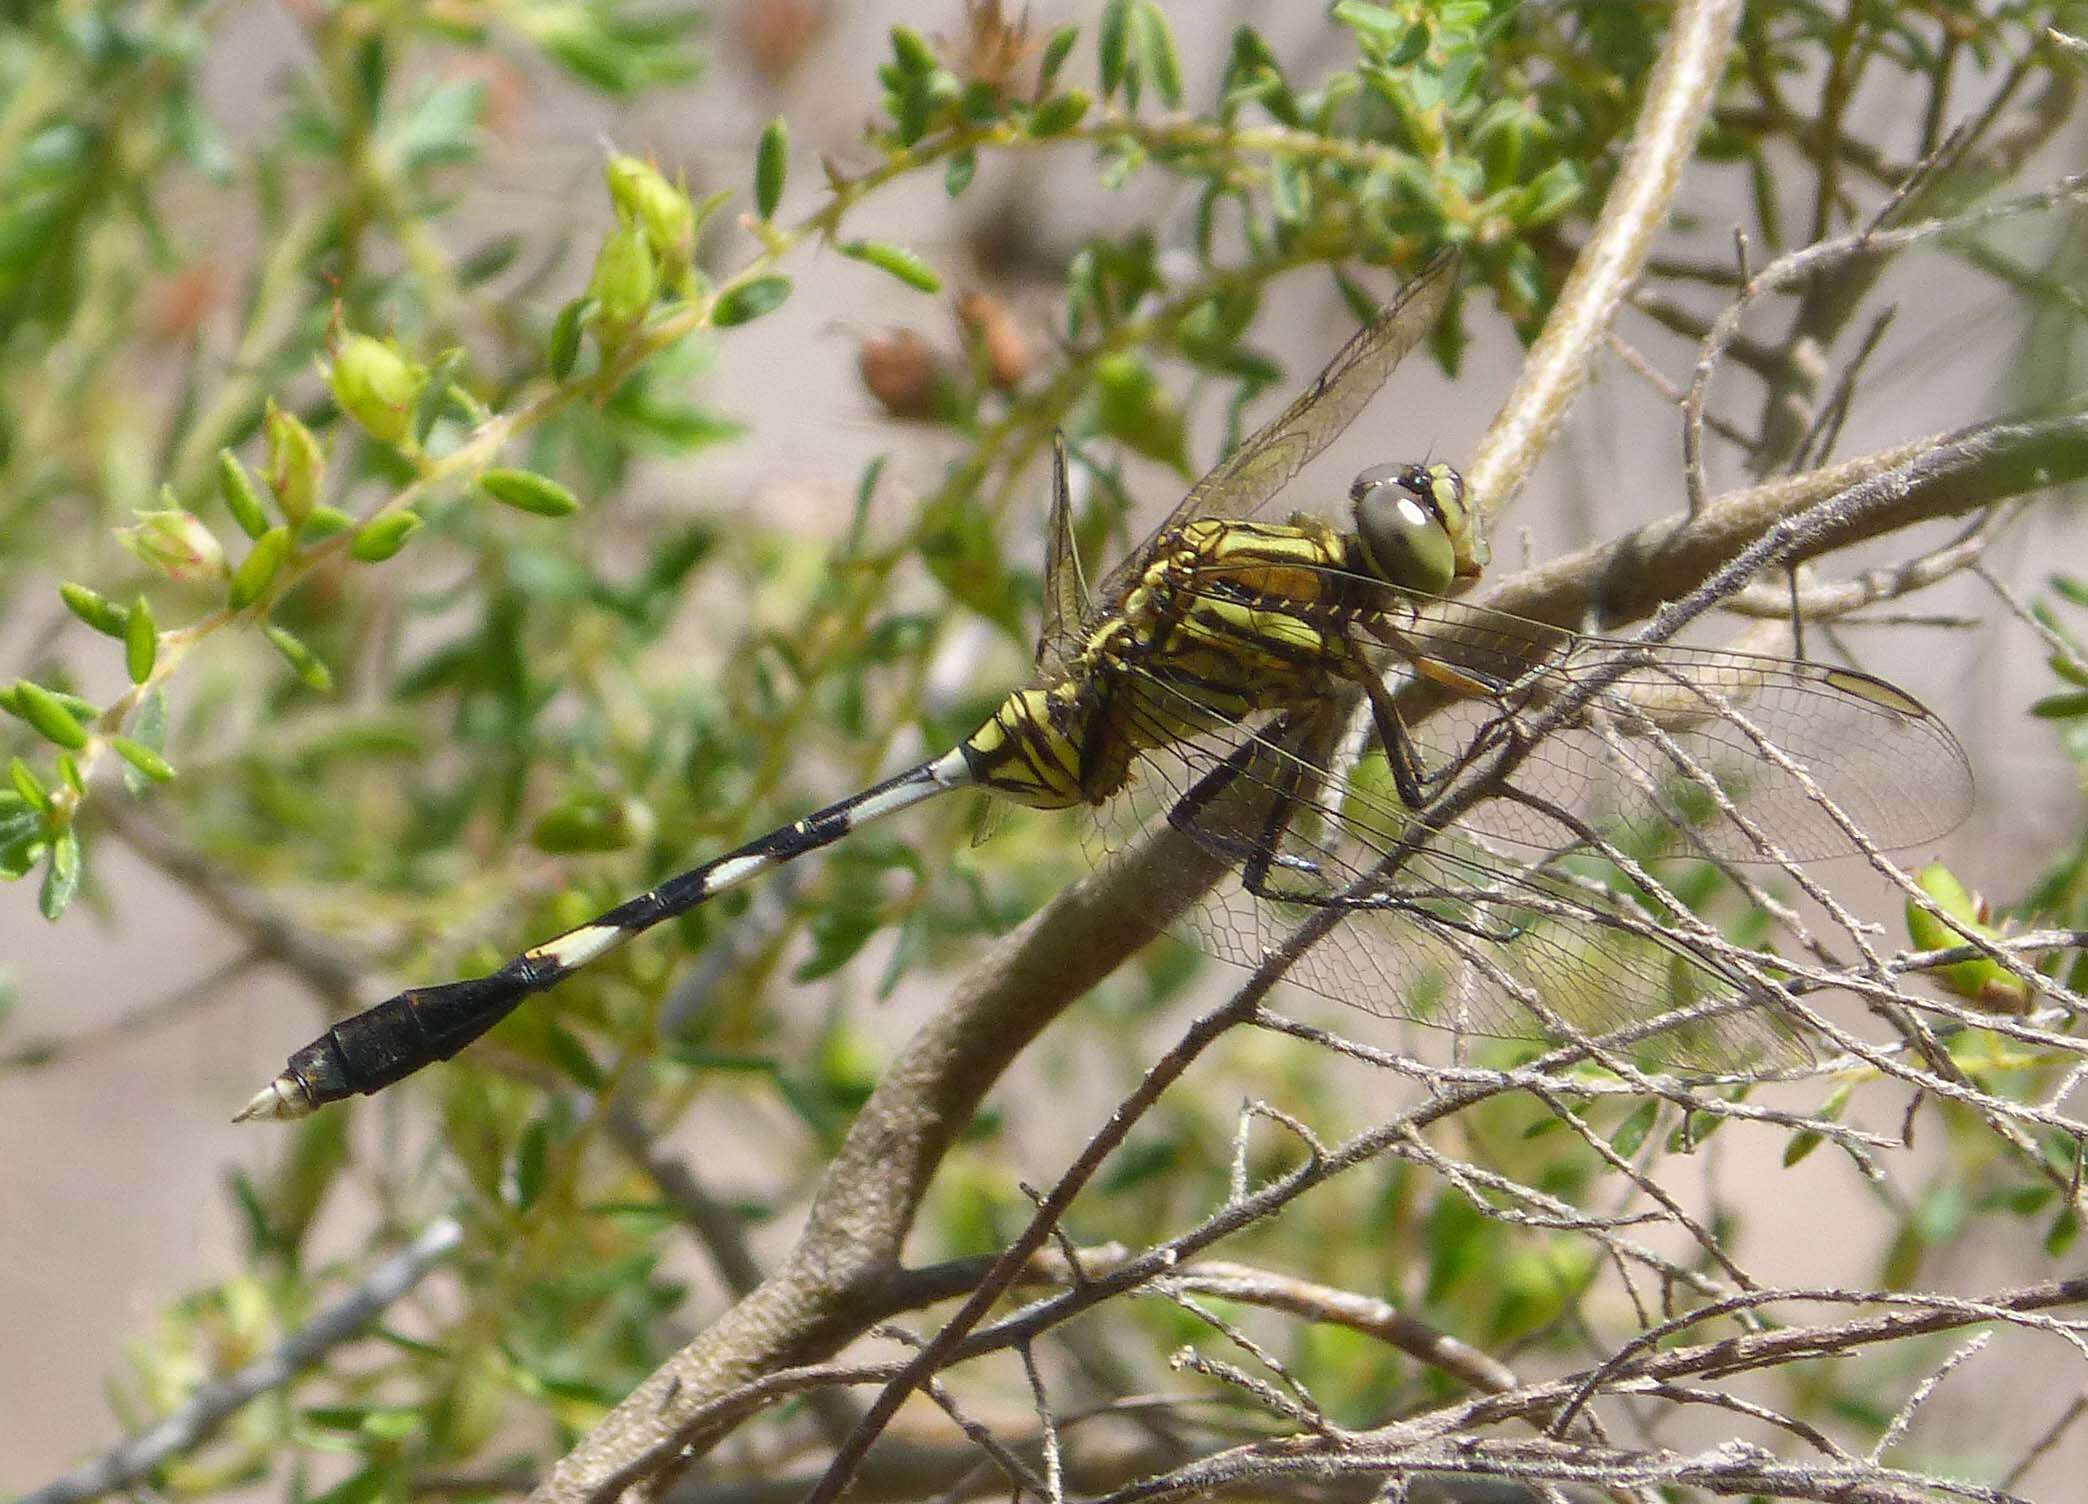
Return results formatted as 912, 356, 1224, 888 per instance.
328, 333, 427, 446
606, 153, 696, 277
264, 400, 325, 526
588, 224, 659, 333
117, 508, 228, 584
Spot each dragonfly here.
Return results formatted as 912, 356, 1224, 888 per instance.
237, 250, 1974, 1122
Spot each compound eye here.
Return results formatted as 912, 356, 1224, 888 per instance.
1352, 469, 1455, 596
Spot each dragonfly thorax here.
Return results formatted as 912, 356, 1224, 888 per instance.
1349, 461, 1486, 596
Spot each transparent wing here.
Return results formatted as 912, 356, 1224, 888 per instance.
1037, 432, 1093, 680
1082, 250, 1460, 620
1089, 677, 1808, 1073
1166, 562, 1974, 864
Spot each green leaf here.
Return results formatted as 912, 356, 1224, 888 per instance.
125, 597, 156, 683
10, 757, 51, 811
121, 691, 168, 797
944, 148, 976, 197
481, 468, 582, 517
1609, 1100, 1657, 1157
1269, 155, 1310, 226
266, 625, 335, 693
59, 582, 127, 637
228, 527, 291, 611
2032, 690, 2088, 719
40, 826, 81, 919
12, 681, 89, 750
1782, 1129, 1823, 1168
298, 503, 356, 543
350, 510, 423, 562
512, 1117, 550, 1211
544, 1023, 605, 1090
1512, 161, 1585, 227
217, 448, 272, 538
755, 116, 788, 219
712, 275, 792, 327
1038, 25, 1078, 90
1028, 89, 1091, 137
1132, 2, 1182, 108
1098, 0, 1130, 98
890, 24, 938, 75
110, 736, 175, 783
840, 239, 941, 293
549, 296, 590, 379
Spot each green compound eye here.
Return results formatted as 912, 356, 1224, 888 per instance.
1351, 462, 1459, 595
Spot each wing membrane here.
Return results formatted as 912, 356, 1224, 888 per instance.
1091, 672, 1808, 1073
1163, 562, 1974, 863
1083, 251, 1460, 619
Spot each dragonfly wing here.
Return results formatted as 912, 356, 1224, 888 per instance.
1036, 432, 1093, 680
1372, 595, 1976, 863
1084, 250, 1460, 615
1090, 668, 1809, 1074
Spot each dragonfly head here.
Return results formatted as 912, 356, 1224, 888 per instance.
1349, 461, 1487, 596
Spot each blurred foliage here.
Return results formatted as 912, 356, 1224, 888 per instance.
2, 0, 2085, 1497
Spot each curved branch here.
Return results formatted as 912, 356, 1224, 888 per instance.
1463, 0, 1744, 523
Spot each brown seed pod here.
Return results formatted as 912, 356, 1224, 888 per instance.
857, 326, 944, 419
955, 292, 1030, 390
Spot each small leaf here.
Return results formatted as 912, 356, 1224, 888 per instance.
125, 597, 156, 683
1132, 2, 1181, 108
350, 510, 423, 562
1782, 1129, 1823, 1168
2031, 690, 2088, 719
1609, 1100, 1657, 1157
755, 116, 788, 218
944, 149, 976, 197
217, 449, 272, 539
2048, 1204, 2081, 1257
481, 468, 582, 517
39, 827, 81, 919
12, 682, 89, 750
1037, 24, 1077, 90
1097, 0, 1130, 98
1028, 89, 1090, 137
111, 737, 175, 782
228, 527, 291, 610
59, 583, 127, 637
10, 757, 51, 811
549, 297, 589, 379
712, 275, 792, 327
512, 1118, 550, 1212
413, 348, 469, 446
840, 240, 941, 293
266, 625, 335, 693
544, 1023, 605, 1090
298, 504, 356, 543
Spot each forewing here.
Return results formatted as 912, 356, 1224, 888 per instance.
1083, 250, 1460, 616
1145, 559, 1975, 863
1371, 595, 1976, 863
1036, 432, 1093, 679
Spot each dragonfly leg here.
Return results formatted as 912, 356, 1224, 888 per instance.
1165, 716, 1322, 878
